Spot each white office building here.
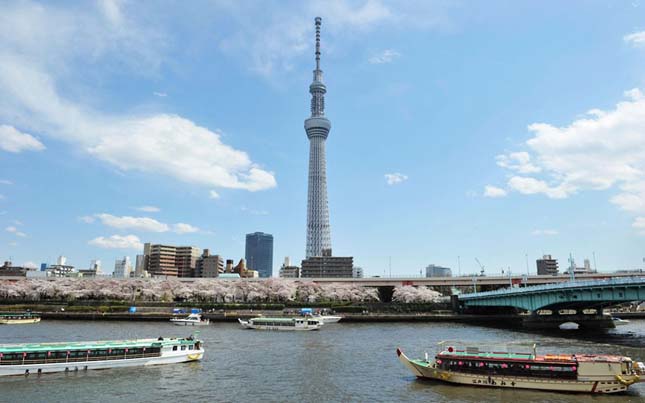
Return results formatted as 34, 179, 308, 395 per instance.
114, 256, 132, 278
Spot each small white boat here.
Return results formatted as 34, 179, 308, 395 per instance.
612, 317, 630, 326
0, 312, 40, 325
170, 313, 210, 326
311, 315, 342, 324
558, 322, 579, 330
238, 317, 322, 331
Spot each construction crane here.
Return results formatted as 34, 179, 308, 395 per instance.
475, 258, 485, 277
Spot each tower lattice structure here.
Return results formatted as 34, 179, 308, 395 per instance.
304, 17, 332, 258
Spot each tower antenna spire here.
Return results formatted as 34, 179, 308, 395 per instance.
315, 16, 321, 71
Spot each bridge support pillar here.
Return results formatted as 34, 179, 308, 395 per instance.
522, 313, 616, 330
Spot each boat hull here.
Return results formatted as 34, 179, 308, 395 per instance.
314, 316, 342, 324
397, 349, 638, 394
0, 349, 204, 377
238, 319, 321, 331
170, 320, 210, 326
0, 318, 40, 325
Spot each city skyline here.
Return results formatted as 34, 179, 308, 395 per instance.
3, 2, 645, 276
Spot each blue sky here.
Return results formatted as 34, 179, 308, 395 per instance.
2, 1, 645, 276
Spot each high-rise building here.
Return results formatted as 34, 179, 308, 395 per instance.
89, 259, 102, 274
134, 254, 146, 277
536, 255, 558, 275
425, 264, 452, 278
196, 249, 224, 278
113, 256, 132, 278
245, 232, 274, 278
300, 255, 354, 278
176, 246, 201, 277
279, 257, 300, 278
143, 243, 200, 277
305, 17, 332, 258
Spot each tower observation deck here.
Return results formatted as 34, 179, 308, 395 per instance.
304, 17, 332, 258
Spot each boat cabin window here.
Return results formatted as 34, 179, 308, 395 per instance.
437, 358, 577, 379
189, 345, 194, 350
181, 345, 186, 351
173, 346, 178, 351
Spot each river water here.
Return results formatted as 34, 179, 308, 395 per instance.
0, 320, 644, 402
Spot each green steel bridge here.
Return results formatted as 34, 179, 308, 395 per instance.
458, 277, 645, 311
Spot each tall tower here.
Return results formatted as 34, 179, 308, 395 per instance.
305, 17, 332, 258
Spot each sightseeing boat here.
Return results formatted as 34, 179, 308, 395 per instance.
311, 314, 342, 324
0, 336, 204, 376
170, 313, 210, 326
397, 342, 644, 394
0, 312, 41, 325
238, 317, 322, 331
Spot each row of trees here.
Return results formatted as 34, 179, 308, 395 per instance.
0, 279, 444, 304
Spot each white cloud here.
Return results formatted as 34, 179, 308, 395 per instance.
495, 152, 541, 174
369, 49, 401, 64
78, 215, 96, 224
385, 173, 408, 185
0, 2, 275, 193
5, 226, 26, 237
0, 125, 45, 153
633, 217, 645, 234
89, 213, 200, 234
173, 223, 199, 234
209, 190, 220, 199
95, 213, 169, 232
88, 234, 143, 250
507, 176, 572, 199
153, 91, 167, 97
532, 229, 559, 236
483, 185, 507, 198
22, 261, 37, 269
495, 88, 645, 233
0, 179, 12, 185
135, 206, 161, 213
624, 31, 645, 46
12, 220, 22, 226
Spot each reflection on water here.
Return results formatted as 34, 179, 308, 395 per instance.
0, 320, 643, 402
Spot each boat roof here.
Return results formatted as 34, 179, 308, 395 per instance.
0, 312, 39, 317
438, 351, 627, 364
439, 350, 536, 360
251, 317, 316, 322
0, 337, 198, 353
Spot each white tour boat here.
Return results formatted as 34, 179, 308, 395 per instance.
238, 317, 322, 331
0, 336, 204, 377
397, 341, 644, 394
170, 313, 210, 326
311, 314, 342, 324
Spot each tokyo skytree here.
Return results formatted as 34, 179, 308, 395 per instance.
304, 17, 332, 258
